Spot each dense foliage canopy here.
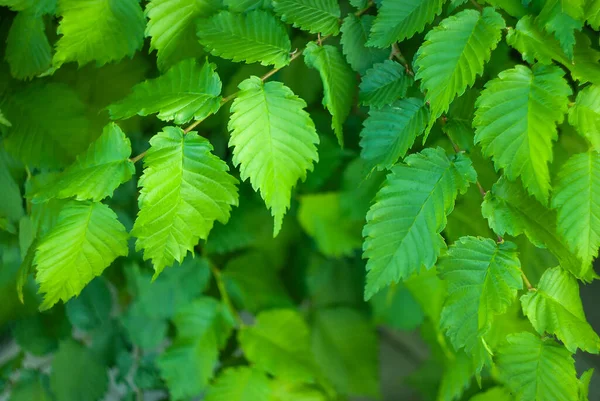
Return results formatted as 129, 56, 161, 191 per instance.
0, 0, 599, 400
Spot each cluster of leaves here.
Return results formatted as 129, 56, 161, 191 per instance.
0, 0, 599, 400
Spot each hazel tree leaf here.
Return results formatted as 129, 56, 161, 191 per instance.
304, 42, 355, 146
228, 77, 318, 236
439, 237, 523, 356
359, 97, 429, 171
32, 123, 135, 203
205, 367, 272, 401
132, 127, 239, 276
340, 15, 389, 74
197, 10, 291, 68
145, 0, 221, 72
362, 147, 477, 299
521, 266, 600, 353
272, 0, 340, 36
359, 60, 413, 108
579, 369, 594, 401
536, 0, 585, 59
367, 0, 445, 48
586, 0, 600, 29
5, 12, 52, 80
474, 64, 571, 204
34, 201, 128, 310
414, 8, 505, 132
54, 0, 146, 67
108, 58, 222, 124
496, 332, 579, 401
569, 85, 600, 152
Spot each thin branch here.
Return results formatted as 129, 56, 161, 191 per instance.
470, 0, 483, 11
129, 150, 147, 164
209, 262, 244, 327
355, 0, 375, 17
389, 43, 414, 76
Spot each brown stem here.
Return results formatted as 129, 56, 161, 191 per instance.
470, 0, 483, 11
390, 43, 414, 76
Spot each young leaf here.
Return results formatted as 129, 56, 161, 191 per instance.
205, 367, 272, 401
359, 97, 429, 171
158, 298, 235, 400
579, 369, 594, 401
35, 201, 128, 311
521, 266, 600, 353
482, 177, 590, 280
340, 15, 389, 74
5, 12, 52, 80
304, 42, 355, 146
197, 10, 291, 68
145, 0, 221, 72
439, 237, 522, 356
310, 308, 380, 397
587, 0, 600, 29
108, 58, 222, 124
32, 123, 135, 203
228, 77, 318, 236
297, 192, 362, 257
474, 64, 571, 204
536, 0, 584, 59
132, 126, 239, 276
359, 60, 412, 108
552, 151, 600, 266
414, 8, 505, 130
239, 309, 316, 383
363, 147, 476, 299
272, 0, 340, 36
496, 332, 579, 401
54, 0, 146, 67
469, 387, 513, 401
367, 0, 444, 48
569, 85, 600, 152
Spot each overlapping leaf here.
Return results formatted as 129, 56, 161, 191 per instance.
359, 60, 412, 108
32, 123, 135, 202
108, 58, 222, 124
439, 237, 522, 355
34, 201, 128, 310
272, 0, 340, 35
205, 367, 272, 401
145, 0, 221, 71
228, 77, 318, 236
521, 266, 600, 353
359, 97, 429, 171
132, 127, 239, 276
304, 42, 355, 146
474, 64, 571, 204
54, 0, 146, 67
536, 0, 585, 59
5, 12, 51, 80
415, 8, 505, 130
362, 147, 476, 299
496, 332, 579, 401
367, 0, 444, 48
340, 15, 388, 74
197, 10, 291, 68
569, 85, 600, 152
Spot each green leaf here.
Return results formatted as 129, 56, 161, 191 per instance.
197, 10, 291, 68
145, 0, 221, 72
469, 387, 513, 401
474, 64, 571, 204
340, 15, 389, 74
496, 332, 579, 401
205, 367, 272, 401
65, 277, 111, 331
270, 381, 327, 401
415, 8, 505, 130
371, 283, 425, 331
552, 151, 600, 266
0, 0, 55, 14
228, 77, 318, 236
239, 309, 316, 383
439, 237, 522, 357
363, 147, 476, 299
359, 60, 413, 108
586, 0, 600, 28
50, 340, 109, 401
2, 83, 90, 168
579, 369, 594, 401
0, 109, 11, 127
359, 97, 429, 171
482, 177, 590, 280
5, 12, 52, 80
437, 352, 475, 401
521, 266, 600, 353
132, 126, 239, 276
272, 0, 340, 35
569, 85, 600, 152
366, 0, 444, 48
108, 59, 222, 124
54, 0, 146, 67
32, 123, 135, 203
158, 298, 234, 400
303, 42, 355, 146
310, 308, 379, 397
297, 192, 362, 257
8, 373, 52, 401
536, 0, 585, 59
34, 201, 128, 310
224, 0, 269, 12
0, 147, 24, 223
442, 88, 479, 152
